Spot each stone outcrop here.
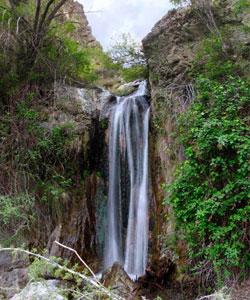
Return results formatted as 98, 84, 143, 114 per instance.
10, 280, 66, 300
143, 5, 206, 271
114, 80, 141, 96
0, 252, 29, 299
102, 263, 138, 299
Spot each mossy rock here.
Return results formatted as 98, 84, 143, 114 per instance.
114, 82, 140, 96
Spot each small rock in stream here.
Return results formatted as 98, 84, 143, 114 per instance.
102, 263, 139, 299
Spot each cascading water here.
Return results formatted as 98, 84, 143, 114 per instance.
104, 81, 150, 279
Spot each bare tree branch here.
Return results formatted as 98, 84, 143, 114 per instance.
33, 0, 41, 32
0, 247, 123, 300
54, 241, 98, 281
46, 0, 68, 24
37, 0, 55, 33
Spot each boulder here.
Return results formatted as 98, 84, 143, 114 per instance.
115, 81, 141, 96
42, 84, 112, 132
0, 251, 29, 299
10, 280, 66, 300
102, 263, 138, 299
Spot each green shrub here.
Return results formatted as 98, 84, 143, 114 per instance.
37, 31, 98, 84
0, 97, 79, 244
165, 76, 250, 280
28, 256, 81, 283
233, 0, 250, 14
193, 36, 235, 80
121, 65, 148, 82
0, 194, 35, 226
0, 0, 101, 101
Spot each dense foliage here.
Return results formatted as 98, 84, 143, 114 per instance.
0, 1, 146, 247
165, 17, 250, 282
166, 76, 250, 280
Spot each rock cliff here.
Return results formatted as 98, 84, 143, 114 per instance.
60, 0, 100, 47
143, 0, 250, 270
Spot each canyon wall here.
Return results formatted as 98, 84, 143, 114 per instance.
143, 0, 250, 268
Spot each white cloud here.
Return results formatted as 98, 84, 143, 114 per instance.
78, 0, 173, 49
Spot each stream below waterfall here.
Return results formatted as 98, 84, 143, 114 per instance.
104, 81, 150, 279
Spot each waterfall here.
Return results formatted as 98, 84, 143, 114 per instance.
104, 81, 150, 279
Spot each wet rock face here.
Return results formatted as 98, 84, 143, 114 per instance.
142, 252, 176, 288
41, 85, 112, 263
43, 85, 112, 132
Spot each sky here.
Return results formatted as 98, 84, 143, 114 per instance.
79, 0, 174, 49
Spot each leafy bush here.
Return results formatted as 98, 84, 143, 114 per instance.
232, 0, 250, 14
28, 256, 82, 284
36, 26, 98, 84
166, 15, 250, 281
165, 76, 250, 280
193, 36, 235, 80
121, 64, 148, 82
0, 93, 80, 245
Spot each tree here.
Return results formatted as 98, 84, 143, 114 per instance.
0, 0, 89, 82
108, 33, 148, 82
8, 1, 69, 74
0, 0, 99, 93
170, 0, 190, 5
108, 33, 146, 67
